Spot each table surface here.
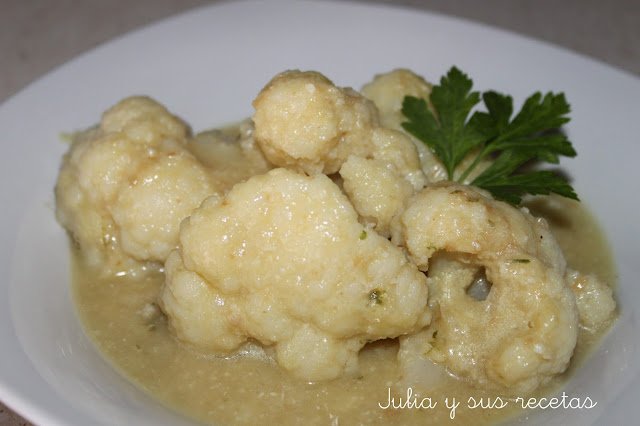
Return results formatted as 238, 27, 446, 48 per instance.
1, 0, 638, 424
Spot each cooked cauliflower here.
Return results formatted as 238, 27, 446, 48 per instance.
253, 70, 426, 235
55, 96, 219, 272
252, 70, 379, 175
361, 68, 433, 131
339, 128, 425, 236
57, 69, 616, 398
566, 269, 616, 331
339, 155, 413, 237
393, 183, 579, 394
159, 168, 430, 381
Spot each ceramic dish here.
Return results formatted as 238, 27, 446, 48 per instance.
1, 1, 639, 424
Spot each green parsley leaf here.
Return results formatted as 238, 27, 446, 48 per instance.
474, 170, 578, 205
401, 66, 579, 205
368, 289, 385, 306
401, 67, 486, 179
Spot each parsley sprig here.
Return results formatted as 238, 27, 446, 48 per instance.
401, 66, 578, 205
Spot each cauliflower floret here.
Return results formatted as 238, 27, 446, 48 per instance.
161, 248, 246, 352
159, 168, 430, 381
252, 70, 379, 175
391, 183, 567, 272
253, 70, 426, 235
110, 149, 216, 262
566, 269, 616, 331
361, 68, 434, 130
393, 183, 578, 394
100, 96, 188, 141
339, 156, 413, 238
339, 128, 426, 236
55, 96, 219, 273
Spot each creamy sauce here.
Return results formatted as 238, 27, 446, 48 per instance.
72, 196, 616, 425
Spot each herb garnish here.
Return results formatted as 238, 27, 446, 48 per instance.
401, 66, 579, 205
368, 289, 385, 306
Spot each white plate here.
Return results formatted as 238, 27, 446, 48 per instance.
1, 1, 638, 424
